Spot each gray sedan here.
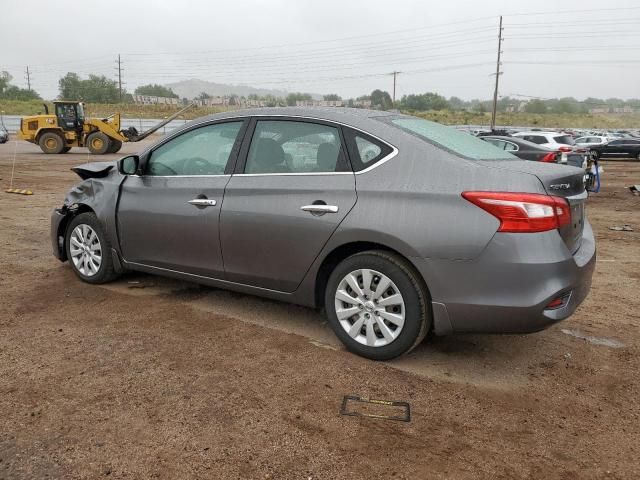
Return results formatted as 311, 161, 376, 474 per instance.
51, 108, 595, 360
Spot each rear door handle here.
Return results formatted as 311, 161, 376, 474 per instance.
188, 198, 217, 207
301, 204, 339, 214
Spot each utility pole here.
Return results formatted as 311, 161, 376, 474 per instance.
391, 71, 401, 107
25, 66, 31, 91
116, 54, 123, 102
490, 16, 504, 131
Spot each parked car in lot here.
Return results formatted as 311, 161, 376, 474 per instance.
480, 135, 562, 163
589, 138, 640, 160
0, 128, 8, 144
512, 131, 588, 167
574, 136, 609, 148
51, 108, 596, 360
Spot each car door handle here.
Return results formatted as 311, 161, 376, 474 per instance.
300, 204, 339, 214
188, 198, 217, 207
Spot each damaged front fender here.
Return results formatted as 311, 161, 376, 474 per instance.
51, 162, 126, 262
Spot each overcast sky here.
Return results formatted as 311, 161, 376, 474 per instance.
2, 0, 639, 101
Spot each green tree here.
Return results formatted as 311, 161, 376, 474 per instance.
58, 72, 120, 103
0, 71, 11, 95
134, 84, 178, 98
323, 93, 342, 101
197, 92, 211, 101
0, 71, 42, 100
286, 92, 312, 106
524, 99, 548, 114
370, 89, 393, 110
2, 85, 42, 101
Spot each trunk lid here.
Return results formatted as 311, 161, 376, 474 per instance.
479, 160, 587, 253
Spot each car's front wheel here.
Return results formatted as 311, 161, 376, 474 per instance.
65, 212, 118, 284
325, 250, 430, 360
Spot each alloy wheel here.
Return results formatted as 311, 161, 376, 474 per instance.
334, 269, 405, 347
69, 224, 102, 277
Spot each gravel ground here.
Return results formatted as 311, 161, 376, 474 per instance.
0, 139, 639, 479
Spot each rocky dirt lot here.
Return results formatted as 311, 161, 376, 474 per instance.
0, 139, 639, 479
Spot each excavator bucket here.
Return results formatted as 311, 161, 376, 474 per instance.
121, 103, 195, 142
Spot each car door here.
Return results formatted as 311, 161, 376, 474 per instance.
117, 120, 248, 277
220, 118, 357, 292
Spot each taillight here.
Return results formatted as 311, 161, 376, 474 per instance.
558, 146, 573, 152
541, 152, 557, 163
462, 192, 571, 233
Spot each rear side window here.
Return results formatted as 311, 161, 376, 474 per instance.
523, 135, 547, 145
244, 120, 348, 174
554, 135, 575, 145
389, 118, 515, 160
344, 128, 393, 171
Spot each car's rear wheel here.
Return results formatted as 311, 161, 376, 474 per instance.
636, 152, 640, 161
324, 250, 430, 360
86, 132, 111, 155
108, 140, 122, 154
65, 212, 118, 284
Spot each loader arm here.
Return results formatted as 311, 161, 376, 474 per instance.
122, 103, 195, 142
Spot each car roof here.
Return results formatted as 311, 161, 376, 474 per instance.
513, 131, 560, 136
187, 107, 397, 126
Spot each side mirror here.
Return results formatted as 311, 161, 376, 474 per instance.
118, 155, 140, 175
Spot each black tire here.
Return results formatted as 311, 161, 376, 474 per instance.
324, 250, 431, 360
65, 212, 118, 284
107, 139, 122, 154
636, 152, 640, 161
86, 132, 112, 155
591, 150, 600, 160
39, 131, 65, 154
61, 147, 71, 153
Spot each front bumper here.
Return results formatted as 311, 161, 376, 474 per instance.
51, 207, 69, 261
415, 221, 596, 335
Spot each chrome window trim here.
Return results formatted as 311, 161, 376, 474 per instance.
142, 114, 399, 177
139, 174, 231, 179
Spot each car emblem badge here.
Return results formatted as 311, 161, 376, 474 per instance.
549, 183, 571, 190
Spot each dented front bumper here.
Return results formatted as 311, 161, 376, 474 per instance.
51, 207, 69, 261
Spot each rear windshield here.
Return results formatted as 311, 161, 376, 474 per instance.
553, 135, 575, 145
389, 118, 516, 160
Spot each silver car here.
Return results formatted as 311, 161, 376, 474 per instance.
51, 108, 596, 360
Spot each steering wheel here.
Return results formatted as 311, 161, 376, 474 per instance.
183, 157, 214, 175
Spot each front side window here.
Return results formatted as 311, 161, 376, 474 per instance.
503, 141, 518, 151
146, 122, 243, 176
245, 120, 346, 174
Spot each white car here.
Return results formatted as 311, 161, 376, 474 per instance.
512, 131, 580, 164
574, 136, 609, 148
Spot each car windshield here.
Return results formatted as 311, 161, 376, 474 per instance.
389, 117, 516, 160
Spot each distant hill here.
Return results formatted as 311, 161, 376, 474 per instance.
164, 79, 291, 99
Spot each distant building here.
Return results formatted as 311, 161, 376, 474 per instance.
353, 99, 372, 108
505, 104, 516, 113
133, 95, 179, 105
295, 100, 344, 107
613, 106, 634, 114
196, 96, 266, 108
589, 108, 609, 114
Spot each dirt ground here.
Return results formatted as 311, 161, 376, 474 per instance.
0, 138, 639, 480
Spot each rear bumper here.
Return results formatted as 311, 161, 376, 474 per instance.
415, 221, 596, 335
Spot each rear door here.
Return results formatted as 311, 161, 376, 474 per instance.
220, 118, 357, 292
117, 120, 247, 277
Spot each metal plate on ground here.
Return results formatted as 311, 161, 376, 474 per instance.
340, 395, 411, 422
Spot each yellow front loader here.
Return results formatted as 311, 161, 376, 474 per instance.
17, 101, 194, 155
